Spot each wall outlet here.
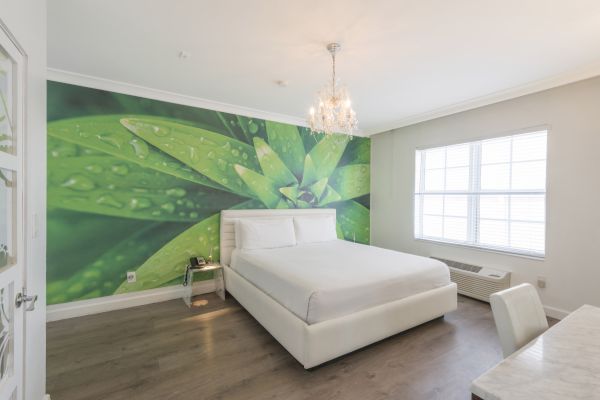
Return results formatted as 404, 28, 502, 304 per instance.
127, 271, 136, 283
537, 276, 547, 289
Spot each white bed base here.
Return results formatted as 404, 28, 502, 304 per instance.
220, 209, 458, 369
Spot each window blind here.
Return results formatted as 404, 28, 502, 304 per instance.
414, 130, 547, 257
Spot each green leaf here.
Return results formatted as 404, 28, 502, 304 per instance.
319, 186, 342, 206
335, 223, 344, 239
121, 117, 260, 197
253, 137, 297, 187
236, 115, 267, 143
275, 199, 289, 209
279, 185, 299, 205
296, 200, 312, 208
300, 154, 319, 187
230, 198, 267, 210
329, 164, 370, 201
265, 121, 306, 177
48, 116, 222, 189
340, 137, 371, 166
48, 155, 243, 221
47, 222, 186, 304
335, 200, 370, 244
234, 165, 281, 208
308, 134, 350, 181
47, 210, 146, 283
114, 215, 221, 294
309, 178, 328, 200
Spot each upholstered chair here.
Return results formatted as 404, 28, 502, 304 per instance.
490, 283, 549, 357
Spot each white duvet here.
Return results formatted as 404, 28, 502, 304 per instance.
230, 240, 451, 324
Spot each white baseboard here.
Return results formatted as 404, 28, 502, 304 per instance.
46, 279, 216, 322
544, 305, 569, 320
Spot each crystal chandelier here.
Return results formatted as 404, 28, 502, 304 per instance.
308, 43, 358, 136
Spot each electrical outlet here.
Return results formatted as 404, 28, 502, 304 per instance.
127, 271, 136, 283
537, 276, 547, 289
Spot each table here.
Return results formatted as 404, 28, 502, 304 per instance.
471, 304, 600, 400
182, 264, 225, 307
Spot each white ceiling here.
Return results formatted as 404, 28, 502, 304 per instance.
48, 0, 600, 135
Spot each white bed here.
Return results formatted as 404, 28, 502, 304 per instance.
220, 209, 457, 369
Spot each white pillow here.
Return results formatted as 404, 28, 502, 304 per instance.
293, 215, 338, 244
235, 218, 296, 250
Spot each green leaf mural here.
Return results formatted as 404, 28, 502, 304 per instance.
48, 116, 224, 189
115, 214, 220, 294
47, 82, 371, 305
120, 117, 259, 197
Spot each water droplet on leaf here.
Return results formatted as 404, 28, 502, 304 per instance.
85, 165, 103, 174
128, 197, 152, 210
111, 165, 129, 176
96, 134, 123, 149
166, 188, 186, 198
61, 175, 95, 191
249, 122, 258, 134
161, 203, 175, 213
129, 138, 149, 159
96, 195, 123, 208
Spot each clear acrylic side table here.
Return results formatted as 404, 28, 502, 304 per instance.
182, 264, 225, 307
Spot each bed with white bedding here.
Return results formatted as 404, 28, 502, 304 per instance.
231, 240, 451, 324
220, 209, 457, 369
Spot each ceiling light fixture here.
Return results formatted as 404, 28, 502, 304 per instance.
308, 43, 358, 136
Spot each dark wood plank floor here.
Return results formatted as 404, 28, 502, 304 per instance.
47, 294, 547, 400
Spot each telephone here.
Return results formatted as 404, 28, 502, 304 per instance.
183, 256, 208, 286
189, 256, 207, 268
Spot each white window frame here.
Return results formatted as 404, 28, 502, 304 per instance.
413, 127, 548, 259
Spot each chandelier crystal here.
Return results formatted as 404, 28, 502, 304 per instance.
308, 43, 358, 136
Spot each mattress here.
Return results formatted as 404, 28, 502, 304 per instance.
230, 240, 451, 324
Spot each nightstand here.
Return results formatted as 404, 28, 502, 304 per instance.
182, 263, 225, 307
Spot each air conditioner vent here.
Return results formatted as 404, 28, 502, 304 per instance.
432, 257, 511, 302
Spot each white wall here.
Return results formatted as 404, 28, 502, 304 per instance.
0, 1, 47, 399
371, 76, 600, 318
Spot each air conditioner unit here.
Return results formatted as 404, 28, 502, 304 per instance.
432, 257, 511, 302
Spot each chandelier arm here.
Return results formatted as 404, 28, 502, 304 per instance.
331, 50, 336, 98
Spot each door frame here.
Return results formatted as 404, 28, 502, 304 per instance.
0, 16, 28, 400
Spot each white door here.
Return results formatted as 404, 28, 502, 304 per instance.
0, 20, 30, 400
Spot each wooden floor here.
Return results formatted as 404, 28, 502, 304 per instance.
47, 294, 534, 400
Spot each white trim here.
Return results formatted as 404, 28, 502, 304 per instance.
46, 68, 309, 129
371, 62, 600, 134
544, 305, 569, 320
46, 280, 216, 322
416, 238, 545, 261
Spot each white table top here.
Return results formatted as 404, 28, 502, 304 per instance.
472, 304, 600, 400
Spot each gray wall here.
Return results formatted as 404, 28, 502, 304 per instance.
371, 76, 600, 317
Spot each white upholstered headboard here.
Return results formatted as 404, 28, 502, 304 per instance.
219, 208, 336, 266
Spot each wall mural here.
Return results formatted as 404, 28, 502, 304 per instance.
47, 81, 371, 305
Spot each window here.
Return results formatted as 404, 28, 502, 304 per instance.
414, 130, 547, 257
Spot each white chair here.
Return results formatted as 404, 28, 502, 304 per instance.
490, 283, 549, 358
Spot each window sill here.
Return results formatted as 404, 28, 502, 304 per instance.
414, 237, 545, 261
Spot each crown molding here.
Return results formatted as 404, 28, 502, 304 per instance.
369, 61, 600, 135
46, 68, 310, 129
49, 63, 600, 137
